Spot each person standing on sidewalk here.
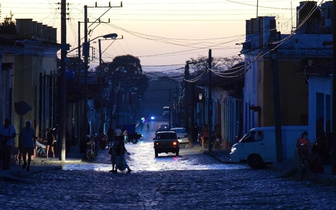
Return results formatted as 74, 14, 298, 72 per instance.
19, 120, 36, 171
46, 128, 56, 158
0, 117, 16, 170
296, 131, 310, 179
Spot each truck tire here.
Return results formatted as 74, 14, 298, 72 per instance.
247, 154, 264, 169
155, 150, 159, 157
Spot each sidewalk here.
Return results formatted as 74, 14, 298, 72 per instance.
192, 143, 231, 163
192, 143, 336, 185
0, 146, 84, 181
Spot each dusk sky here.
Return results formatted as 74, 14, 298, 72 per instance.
0, 0, 325, 72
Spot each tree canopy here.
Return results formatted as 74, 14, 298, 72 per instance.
0, 12, 16, 34
98, 54, 149, 97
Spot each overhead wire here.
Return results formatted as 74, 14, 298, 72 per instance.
183, 0, 326, 83
1, 1, 312, 68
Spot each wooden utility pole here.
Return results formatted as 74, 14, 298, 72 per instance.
184, 62, 190, 129
82, 2, 122, 141
59, 0, 67, 160
270, 20, 283, 162
83, 5, 89, 140
190, 75, 195, 145
208, 49, 213, 152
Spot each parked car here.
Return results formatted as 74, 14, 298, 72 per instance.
163, 106, 170, 118
170, 127, 189, 144
163, 110, 169, 118
153, 131, 179, 157
156, 124, 169, 133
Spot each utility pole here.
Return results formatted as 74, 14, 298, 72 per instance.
208, 49, 213, 152
59, 0, 67, 160
332, 0, 336, 175
190, 62, 195, 146
82, 2, 122, 142
270, 20, 283, 162
184, 62, 190, 129
169, 89, 172, 129
83, 5, 89, 140
99, 39, 102, 66
78, 21, 81, 59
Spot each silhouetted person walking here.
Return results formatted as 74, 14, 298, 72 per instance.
19, 120, 36, 171
0, 117, 16, 170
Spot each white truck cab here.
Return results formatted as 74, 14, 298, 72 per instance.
230, 126, 308, 169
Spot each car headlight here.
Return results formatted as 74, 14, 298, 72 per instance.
230, 147, 236, 154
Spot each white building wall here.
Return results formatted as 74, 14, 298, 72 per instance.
213, 87, 242, 148
243, 55, 259, 133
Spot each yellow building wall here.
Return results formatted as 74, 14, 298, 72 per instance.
261, 59, 308, 127
12, 55, 57, 147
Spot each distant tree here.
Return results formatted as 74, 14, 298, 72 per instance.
189, 55, 243, 73
0, 12, 16, 34
104, 54, 149, 96
111, 54, 143, 75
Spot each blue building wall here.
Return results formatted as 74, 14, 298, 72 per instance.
308, 75, 332, 141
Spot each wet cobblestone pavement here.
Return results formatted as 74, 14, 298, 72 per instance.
1, 167, 336, 209
1, 122, 336, 210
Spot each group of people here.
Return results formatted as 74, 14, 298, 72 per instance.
108, 126, 132, 174
0, 117, 57, 171
0, 118, 36, 171
296, 131, 331, 179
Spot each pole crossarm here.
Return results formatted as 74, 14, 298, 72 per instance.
87, 2, 122, 28
88, 2, 123, 9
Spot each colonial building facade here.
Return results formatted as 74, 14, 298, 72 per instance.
241, 1, 332, 140
0, 19, 60, 146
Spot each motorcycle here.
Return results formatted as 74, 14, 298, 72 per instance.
124, 132, 142, 144
85, 135, 97, 161
35, 137, 47, 157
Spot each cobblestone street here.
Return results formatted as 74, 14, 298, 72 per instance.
1, 164, 336, 209
1, 122, 336, 209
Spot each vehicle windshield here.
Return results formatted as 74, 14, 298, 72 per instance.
240, 131, 264, 143
156, 133, 177, 140
171, 129, 185, 133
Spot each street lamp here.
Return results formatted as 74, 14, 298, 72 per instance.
82, 32, 118, 149
96, 33, 119, 134
98, 33, 119, 66
102, 33, 118, 39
